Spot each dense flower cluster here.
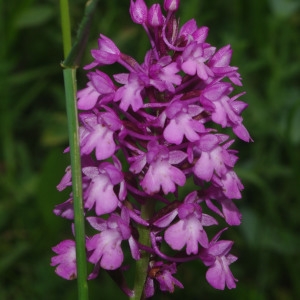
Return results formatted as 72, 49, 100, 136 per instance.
51, 0, 251, 297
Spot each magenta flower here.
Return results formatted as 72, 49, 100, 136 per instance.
51, 240, 77, 280
85, 34, 121, 69
192, 134, 237, 181
77, 82, 101, 110
200, 82, 251, 142
83, 161, 125, 215
164, 193, 218, 253
53, 197, 74, 219
77, 70, 116, 110
114, 72, 147, 112
144, 262, 183, 298
87, 228, 124, 270
200, 230, 238, 290
220, 170, 244, 199
163, 101, 205, 145
140, 141, 186, 194
179, 19, 209, 44
56, 165, 72, 191
86, 212, 138, 271
80, 111, 122, 160
180, 42, 215, 80
209, 45, 242, 85
145, 54, 182, 92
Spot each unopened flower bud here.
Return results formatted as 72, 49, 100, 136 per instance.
164, 0, 180, 12
130, 0, 148, 24
148, 4, 164, 27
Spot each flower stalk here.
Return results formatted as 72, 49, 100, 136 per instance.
131, 199, 156, 300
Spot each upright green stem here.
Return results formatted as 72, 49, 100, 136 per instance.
131, 200, 156, 300
60, 1, 89, 299
63, 68, 89, 300
60, 0, 72, 58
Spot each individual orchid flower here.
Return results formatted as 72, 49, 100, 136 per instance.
200, 229, 238, 290
140, 141, 187, 195
83, 161, 125, 215
163, 100, 205, 145
144, 262, 183, 298
79, 111, 122, 160
51, 240, 77, 280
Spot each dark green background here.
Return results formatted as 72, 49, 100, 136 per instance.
1, 0, 300, 299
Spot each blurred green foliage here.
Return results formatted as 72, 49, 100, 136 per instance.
0, 0, 300, 299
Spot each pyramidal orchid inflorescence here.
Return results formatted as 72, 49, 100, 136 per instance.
51, 0, 252, 297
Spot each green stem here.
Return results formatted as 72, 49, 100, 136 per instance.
63, 68, 89, 300
60, 0, 99, 299
131, 200, 156, 300
60, 0, 72, 58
